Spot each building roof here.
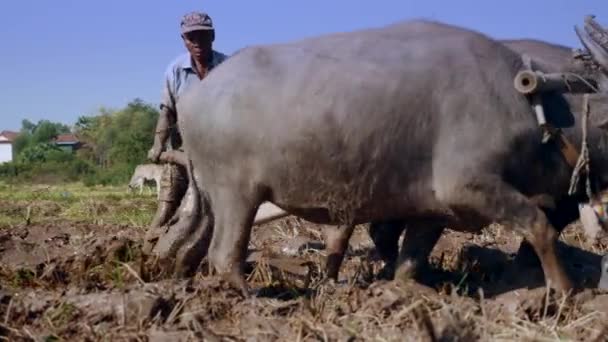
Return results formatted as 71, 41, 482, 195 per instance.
54, 133, 80, 145
0, 130, 19, 144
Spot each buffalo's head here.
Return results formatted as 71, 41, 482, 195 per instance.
128, 176, 142, 191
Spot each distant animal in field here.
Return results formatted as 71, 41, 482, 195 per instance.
128, 164, 164, 198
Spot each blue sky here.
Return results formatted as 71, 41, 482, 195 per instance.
0, 0, 606, 130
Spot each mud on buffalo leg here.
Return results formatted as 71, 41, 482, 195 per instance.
171, 161, 213, 278
152, 163, 188, 228
152, 182, 199, 259
173, 196, 214, 277
143, 163, 188, 255
324, 224, 356, 281
436, 176, 573, 292
148, 172, 201, 264
394, 221, 445, 282
368, 220, 406, 279
206, 187, 260, 297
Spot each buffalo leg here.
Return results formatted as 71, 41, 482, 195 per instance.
514, 195, 581, 268
599, 254, 608, 290
172, 167, 213, 277
143, 163, 188, 255
147, 171, 201, 265
369, 195, 580, 282
395, 221, 445, 281
152, 163, 188, 228
324, 224, 356, 281
174, 202, 214, 277
207, 188, 259, 297
368, 220, 406, 279
437, 177, 573, 292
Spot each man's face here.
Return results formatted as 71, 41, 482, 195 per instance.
182, 30, 213, 60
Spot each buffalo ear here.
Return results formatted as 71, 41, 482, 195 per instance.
575, 15, 608, 73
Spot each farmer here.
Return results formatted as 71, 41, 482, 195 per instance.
145, 11, 228, 234
148, 11, 228, 161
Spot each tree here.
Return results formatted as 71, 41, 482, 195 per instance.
17, 142, 63, 163
21, 119, 37, 134
13, 119, 71, 157
12, 133, 31, 157
3, 98, 160, 185
30, 120, 70, 145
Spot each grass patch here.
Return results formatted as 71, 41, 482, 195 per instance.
0, 182, 157, 227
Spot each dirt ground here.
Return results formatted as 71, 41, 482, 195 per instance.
1, 192, 608, 341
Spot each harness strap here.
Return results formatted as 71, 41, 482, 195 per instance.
556, 130, 582, 169
519, 54, 586, 174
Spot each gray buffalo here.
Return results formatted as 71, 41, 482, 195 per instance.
369, 36, 608, 281
165, 17, 608, 296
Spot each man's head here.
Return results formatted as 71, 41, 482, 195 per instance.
180, 11, 215, 61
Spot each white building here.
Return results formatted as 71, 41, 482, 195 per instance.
0, 131, 18, 164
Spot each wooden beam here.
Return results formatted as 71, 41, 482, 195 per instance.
514, 70, 598, 95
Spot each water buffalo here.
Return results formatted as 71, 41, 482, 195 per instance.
168, 17, 608, 296
369, 36, 608, 280
128, 164, 164, 198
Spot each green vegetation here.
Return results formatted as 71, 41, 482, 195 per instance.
0, 98, 159, 186
0, 182, 157, 227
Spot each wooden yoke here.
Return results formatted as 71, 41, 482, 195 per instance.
513, 70, 598, 95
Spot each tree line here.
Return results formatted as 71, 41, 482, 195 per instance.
0, 98, 159, 186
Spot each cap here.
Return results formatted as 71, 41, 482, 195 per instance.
180, 11, 214, 33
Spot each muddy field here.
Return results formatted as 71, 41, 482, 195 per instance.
1, 184, 608, 341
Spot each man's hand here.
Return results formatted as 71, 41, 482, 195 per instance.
148, 106, 174, 163
148, 144, 164, 163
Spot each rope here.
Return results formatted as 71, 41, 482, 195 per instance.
564, 72, 600, 93
568, 93, 593, 198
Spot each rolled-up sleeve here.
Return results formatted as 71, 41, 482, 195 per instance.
160, 66, 176, 112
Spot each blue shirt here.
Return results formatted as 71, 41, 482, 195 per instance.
160, 50, 228, 112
